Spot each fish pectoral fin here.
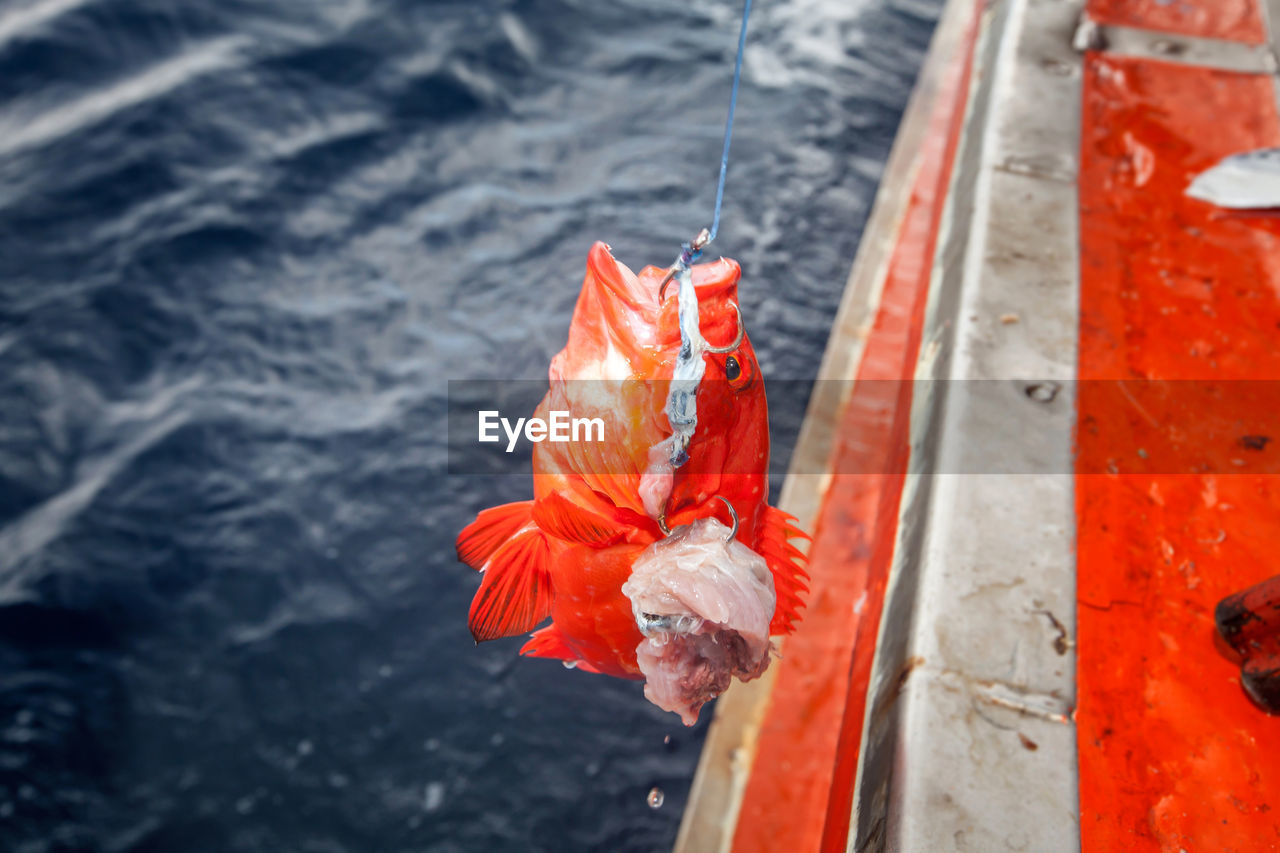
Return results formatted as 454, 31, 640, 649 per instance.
456, 500, 535, 570
468, 529, 553, 642
520, 625, 602, 674
756, 505, 811, 636
531, 492, 626, 547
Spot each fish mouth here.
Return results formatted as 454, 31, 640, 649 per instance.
621, 517, 776, 726
586, 241, 652, 313
585, 242, 743, 330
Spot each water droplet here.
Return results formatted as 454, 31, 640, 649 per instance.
647, 787, 664, 809
563, 660, 578, 669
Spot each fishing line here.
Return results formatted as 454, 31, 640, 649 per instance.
653, 0, 755, 481
709, 0, 752, 244
657, 0, 754, 297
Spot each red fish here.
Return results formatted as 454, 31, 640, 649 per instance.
456, 241, 808, 724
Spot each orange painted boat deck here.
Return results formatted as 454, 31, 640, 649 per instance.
1088, 0, 1268, 44
1076, 1, 1280, 848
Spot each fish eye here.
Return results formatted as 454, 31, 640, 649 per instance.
725, 356, 741, 382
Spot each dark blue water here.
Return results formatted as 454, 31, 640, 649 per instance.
0, 0, 940, 850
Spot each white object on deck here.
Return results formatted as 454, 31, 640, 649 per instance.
1186, 147, 1280, 208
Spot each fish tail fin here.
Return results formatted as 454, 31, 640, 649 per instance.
756, 505, 811, 636
467, 529, 554, 642
456, 500, 536, 569
520, 625, 601, 674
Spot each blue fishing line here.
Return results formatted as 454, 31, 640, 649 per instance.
708, 0, 752, 244
658, 0, 754, 473
655, 1, 753, 311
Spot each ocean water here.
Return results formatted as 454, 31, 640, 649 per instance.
0, 0, 940, 850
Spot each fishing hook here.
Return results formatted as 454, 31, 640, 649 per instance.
703, 302, 745, 354
658, 228, 712, 302
657, 269, 678, 303
657, 495, 739, 543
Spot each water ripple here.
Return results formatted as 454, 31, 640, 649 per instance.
0, 0, 942, 849
0, 35, 248, 158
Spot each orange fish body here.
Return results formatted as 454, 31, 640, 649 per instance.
457, 242, 808, 694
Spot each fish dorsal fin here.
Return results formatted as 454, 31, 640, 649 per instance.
521, 625, 602, 674
468, 529, 553, 642
456, 501, 535, 570
755, 505, 811, 636
532, 492, 626, 546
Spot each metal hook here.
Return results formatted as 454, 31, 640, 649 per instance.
658, 267, 679, 303
717, 495, 739, 542
703, 302, 745, 354
658, 228, 712, 302
657, 495, 739, 543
